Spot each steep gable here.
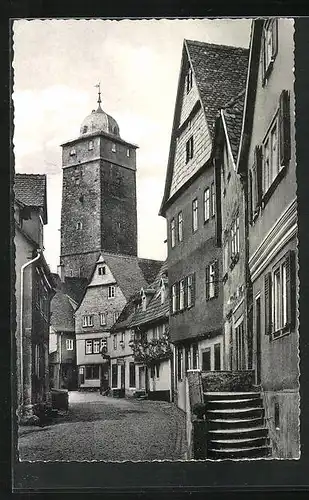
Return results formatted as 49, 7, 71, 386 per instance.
160, 39, 249, 215
14, 173, 48, 223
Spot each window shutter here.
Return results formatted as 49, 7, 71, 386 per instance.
175, 281, 180, 312
248, 170, 253, 224
255, 146, 263, 203
214, 260, 219, 298
205, 265, 210, 301
170, 286, 174, 315
279, 90, 291, 167
271, 19, 278, 59
191, 273, 196, 306
261, 30, 266, 83
265, 272, 272, 335
184, 277, 188, 308
285, 250, 296, 330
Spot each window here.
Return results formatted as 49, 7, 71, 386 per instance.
160, 279, 166, 305
129, 362, 136, 387
214, 343, 221, 371
186, 67, 193, 93
112, 364, 118, 387
70, 148, 76, 156
126, 148, 130, 157
263, 118, 279, 194
231, 216, 240, 259
100, 338, 107, 351
34, 344, 40, 378
113, 311, 120, 323
192, 343, 199, 369
85, 365, 99, 379
88, 140, 94, 150
108, 285, 115, 299
186, 136, 194, 163
178, 212, 183, 242
150, 365, 155, 379
185, 346, 191, 373
76, 221, 83, 230
224, 240, 229, 274
112, 143, 116, 153
100, 312, 107, 326
206, 261, 219, 300
204, 187, 210, 222
83, 126, 88, 133
202, 348, 211, 371
93, 340, 100, 354
155, 363, 160, 378
66, 339, 74, 351
211, 181, 216, 217
275, 402, 280, 430
179, 279, 185, 310
192, 198, 198, 232
177, 346, 183, 381
152, 327, 158, 340
98, 265, 106, 276
187, 274, 194, 308
170, 218, 176, 248
141, 291, 147, 311
171, 284, 177, 314
113, 334, 117, 350
83, 315, 94, 327
262, 19, 278, 83
85, 340, 93, 354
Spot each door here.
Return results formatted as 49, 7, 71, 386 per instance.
235, 321, 246, 370
202, 348, 211, 371
139, 366, 146, 390
120, 364, 125, 390
255, 296, 262, 384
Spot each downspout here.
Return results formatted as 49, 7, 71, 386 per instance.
20, 250, 41, 408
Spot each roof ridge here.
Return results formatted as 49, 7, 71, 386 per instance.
185, 39, 249, 52
15, 173, 46, 178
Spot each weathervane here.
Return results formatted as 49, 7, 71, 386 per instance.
94, 82, 102, 108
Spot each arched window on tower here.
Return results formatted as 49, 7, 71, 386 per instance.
83, 126, 88, 133
76, 221, 83, 230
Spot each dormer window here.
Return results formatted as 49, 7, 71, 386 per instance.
88, 140, 94, 150
186, 66, 193, 93
98, 265, 106, 276
160, 278, 167, 305
83, 126, 88, 133
70, 148, 76, 156
126, 149, 130, 157
186, 136, 194, 163
141, 290, 147, 311
112, 143, 116, 153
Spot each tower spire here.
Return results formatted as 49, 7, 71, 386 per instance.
95, 82, 102, 111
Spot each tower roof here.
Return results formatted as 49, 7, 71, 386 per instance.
79, 105, 120, 138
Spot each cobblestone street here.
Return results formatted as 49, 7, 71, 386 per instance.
18, 392, 187, 462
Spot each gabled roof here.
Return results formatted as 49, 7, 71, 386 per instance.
159, 39, 249, 215
51, 274, 88, 304
129, 260, 169, 328
221, 89, 246, 164
74, 252, 152, 312
110, 292, 140, 332
50, 290, 75, 333
137, 258, 164, 285
186, 40, 249, 135
14, 173, 48, 224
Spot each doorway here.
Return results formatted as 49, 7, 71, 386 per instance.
235, 321, 246, 370
120, 363, 125, 390
255, 296, 261, 384
138, 366, 146, 390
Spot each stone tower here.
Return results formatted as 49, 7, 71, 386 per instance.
59, 92, 138, 279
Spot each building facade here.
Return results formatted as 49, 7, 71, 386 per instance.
238, 19, 299, 458
159, 40, 249, 411
59, 94, 138, 280
14, 174, 55, 424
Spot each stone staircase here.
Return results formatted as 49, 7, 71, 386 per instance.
204, 390, 271, 460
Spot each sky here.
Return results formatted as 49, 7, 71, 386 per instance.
13, 18, 251, 272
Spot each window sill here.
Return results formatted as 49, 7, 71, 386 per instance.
271, 325, 291, 341
206, 295, 217, 302
262, 166, 287, 208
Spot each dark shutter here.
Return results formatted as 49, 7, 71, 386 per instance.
170, 286, 174, 315
271, 19, 278, 59
285, 250, 296, 330
255, 145, 263, 203
265, 272, 272, 335
261, 29, 266, 83
279, 90, 291, 167
175, 281, 180, 312
184, 276, 188, 308
205, 265, 210, 301
248, 170, 253, 224
214, 260, 219, 298
191, 273, 196, 306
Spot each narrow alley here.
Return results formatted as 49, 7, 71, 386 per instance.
18, 392, 187, 462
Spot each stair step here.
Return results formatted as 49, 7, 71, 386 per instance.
207, 407, 263, 419
207, 445, 271, 460
209, 436, 269, 449
209, 426, 268, 439
204, 391, 260, 400
208, 417, 264, 429
207, 398, 262, 409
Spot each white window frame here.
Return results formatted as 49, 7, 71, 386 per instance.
192, 198, 198, 232
273, 261, 288, 333
93, 340, 100, 354
187, 275, 193, 308
70, 148, 76, 156
179, 279, 185, 310
172, 284, 177, 314
76, 221, 83, 230
85, 340, 93, 354
186, 67, 193, 93
112, 143, 116, 153
83, 315, 94, 327
171, 218, 176, 248
113, 334, 117, 350
98, 265, 106, 276
178, 211, 183, 242
108, 285, 116, 299
204, 187, 210, 222
186, 136, 194, 163
88, 140, 94, 151
66, 339, 74, 351
262, 113, 280, 195
100, 312, 107, 326
211, 181, 216, 217
113, 311, 120, 323
209, 263, 216, 299
126, 148, 130, 157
